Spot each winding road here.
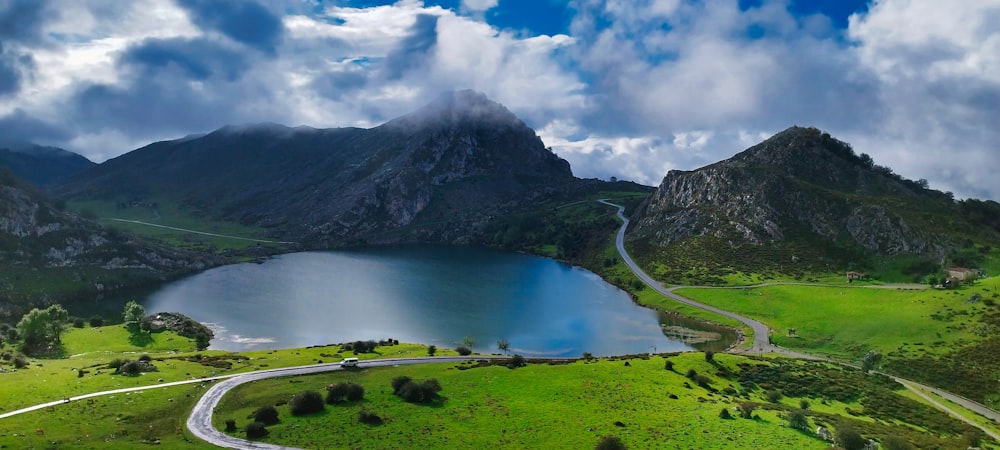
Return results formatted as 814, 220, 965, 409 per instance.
187, 356, 505, 449
598, 199, 1000, 439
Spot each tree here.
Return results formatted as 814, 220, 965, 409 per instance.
799, 399, 810, 410
704, 351, 715, 363
927, 275, 938, 287
461, 336, 475, 348
496, 338, 510, 355
595, 435, 626, 450
456, 346, 472, 356
427, 345, 437, 356
289, 390, 324, 415
122, 301, 146, 335
16, 304, 69, 353
663, 360, 674, 371
861, 350, 882, 373
787, 411, 808, 430
251, 405, 279, 425
738, 402, 757, 419
836, 424, 866, 450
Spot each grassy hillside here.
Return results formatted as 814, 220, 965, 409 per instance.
676, 276, 1000, 407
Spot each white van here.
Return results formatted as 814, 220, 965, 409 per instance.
340, 357, 359, 367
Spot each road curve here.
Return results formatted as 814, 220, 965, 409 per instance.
187, 356, 507, 449
596, 200, 1000, 437
596, 200, 816, 359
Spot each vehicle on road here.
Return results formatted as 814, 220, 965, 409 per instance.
340, 357, 359, 367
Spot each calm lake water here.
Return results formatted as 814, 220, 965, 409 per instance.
140, 246, 732, 356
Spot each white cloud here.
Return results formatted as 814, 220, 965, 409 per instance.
461, 0, 499, 13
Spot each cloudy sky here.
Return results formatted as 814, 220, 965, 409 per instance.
1, 0, 998, 200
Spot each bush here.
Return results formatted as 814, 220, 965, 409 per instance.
595, 435, 627, 450
836, 424, 865, 450
427, 345, 437, 356
290, 390, 325, 416
251, 405, 279, 425
245, 421, 269, 439
456, 346, 472, 356
799, 399, 810, 410
664, 360, 674, 371
138, 353, 152, 362
224, 419, 237, 432
695, 375, 711, 388
107, 358, 125, 370
89, 316, 104, 327
358, 410, 383, 425
788, 411, 808, 430
13, 353, 27, 369
506, 354, 526, 369
345, 383, 365, 402
738, 402, 757, 419
73, 318, 85, 328
326, 383, 348, 404
765, 389, 783, 403
118, 360, 141, 376
704, 351, 715, 363
686, 368, 697, 379
718, 408, 732, 419
394, 378, 442, 404
881, 435, 912, 450
391, 376, 412, 395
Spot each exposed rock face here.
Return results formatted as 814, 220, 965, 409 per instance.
630, 126, 957, 261
59, 90, 575, 246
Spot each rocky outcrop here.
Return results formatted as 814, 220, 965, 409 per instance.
630, 126, 961, 265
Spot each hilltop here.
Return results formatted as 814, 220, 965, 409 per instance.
0, 141, 95, 186
627, 126, 1000, 284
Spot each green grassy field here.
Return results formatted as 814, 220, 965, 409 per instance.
68, 199, 288, 252
675, 279, 998, 359
212, 353, 987, 449
1, 323, 993, 449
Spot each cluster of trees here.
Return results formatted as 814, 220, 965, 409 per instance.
326, 382, 364, 404
341, 339, 396, 354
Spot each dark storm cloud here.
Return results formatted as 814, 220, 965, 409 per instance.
0, 42, 33, 96
122, 37, 250, 81
310, 69, 368, 100
175, 0, 284, 53
383, 14, 438, 80
0, 0, 52, 43
0, 109, 71, 142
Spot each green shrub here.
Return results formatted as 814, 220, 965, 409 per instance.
788, 411, 808, 430
595, 435, 627, 450
765, 389, 783, 403
224, 419, 237, 432
799, 399, 810, 410
72, 318, 85, 328
718, 408, 732, 419
686, 368, 697, 379
358, 410, 383, 425
245, 421, 269, 439
289, 390, 324, 416
89, 316, 104, 327
326, 383, 348, 404
345, 383, 365, 402
13, 353, 27, 369
664, 360, 674, 371
394, 378, 442, 404
138, 353, 152, 362
881, 435, 911, 450
251, 405, 279, 425
506, 354, 526, 369
456, 346, 472, 356
427, 345, 437, 356
391, 376, 412, 395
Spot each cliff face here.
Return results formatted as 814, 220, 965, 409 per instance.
629, 127, 976, 276
59, 91, 575, 246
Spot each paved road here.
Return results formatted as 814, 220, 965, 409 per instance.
597, 199, 1000, 437
596, 200, 816, 359
187, 356, 505, 449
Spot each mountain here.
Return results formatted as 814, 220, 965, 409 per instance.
628, 126, 999, 283
0, 170, 214, 320
59, 90, 575, 245
0, 141, 96, 186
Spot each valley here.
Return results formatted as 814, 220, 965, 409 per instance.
2, 92, 1000, 449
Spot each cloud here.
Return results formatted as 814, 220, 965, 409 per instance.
175, 0, 284, 53
0, 109, 71, 143
462, 0, 498, 13
0, 0, 997, 201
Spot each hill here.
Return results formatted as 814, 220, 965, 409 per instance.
58, 91, 577, 247
0, 170, 215, 321
628, 126, 1000, 284
0, 141, 95, 186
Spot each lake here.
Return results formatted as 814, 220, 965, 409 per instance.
140, 245, 733, 356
